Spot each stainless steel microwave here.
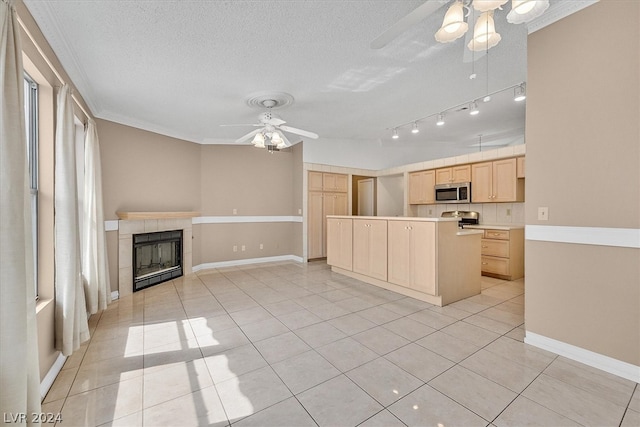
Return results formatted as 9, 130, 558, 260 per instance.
434, 182, 471, 203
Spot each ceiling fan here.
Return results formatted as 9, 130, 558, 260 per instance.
221, 99, 319, 150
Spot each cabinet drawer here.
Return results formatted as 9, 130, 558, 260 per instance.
484, 229, 510, 240
481, 239, 509, 258
481, 256, 510, 275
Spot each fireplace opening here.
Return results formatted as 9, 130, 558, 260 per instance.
133, 230, 182, 292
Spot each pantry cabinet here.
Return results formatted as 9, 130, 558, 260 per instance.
353, 219, 387, 281
435, 165, 471, 185
308, 171, 349, 259
408, 170, 436, 204
471, 158, 524, 203
387, 220, 436, 295
326, 218, 352, 271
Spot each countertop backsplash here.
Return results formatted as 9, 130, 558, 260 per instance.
416, 203, 525, 225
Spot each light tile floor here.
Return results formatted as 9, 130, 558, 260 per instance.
43, 261, 639, 427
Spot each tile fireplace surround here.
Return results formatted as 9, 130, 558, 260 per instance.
117, 212, 198, 298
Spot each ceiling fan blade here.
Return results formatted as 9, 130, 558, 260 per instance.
220, 123, 261, 127
279, 125, 319, 139
235, 128, 262, 143
370, 0, 448, 49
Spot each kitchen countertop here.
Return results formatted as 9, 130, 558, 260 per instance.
327, 215, 459, 223
463, 224, 525, 230
456, 229, 485, 236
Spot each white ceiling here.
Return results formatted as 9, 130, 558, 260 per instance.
23, 0, 574, 162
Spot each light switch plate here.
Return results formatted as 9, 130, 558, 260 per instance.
538, 207, 549, 221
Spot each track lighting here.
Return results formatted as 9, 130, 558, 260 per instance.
514, 84, 526, 101
469, 101, 479, 115
411, 122, 420, 134
436, 113, 445, 126
392, 128, 399, 139
507, 0, 550, 24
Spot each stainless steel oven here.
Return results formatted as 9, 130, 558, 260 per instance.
434, 182, 471, 203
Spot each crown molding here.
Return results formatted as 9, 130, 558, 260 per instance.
527, 0, 599, 34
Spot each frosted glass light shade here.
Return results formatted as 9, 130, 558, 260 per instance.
467, 11, 501, 51
507, 0, 550, 24
435, 1, 469, 43
271, 131, 283, 145
252, 132, 265, 148
472, 0, 508, 12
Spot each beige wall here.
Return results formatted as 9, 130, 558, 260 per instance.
525, 1, 639, 365
292, 143, 304, 257
98, 119, 202, 219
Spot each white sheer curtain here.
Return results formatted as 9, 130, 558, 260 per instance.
55, 84, 89, 355
82, 119, 111, 313
0, 0, 42, 423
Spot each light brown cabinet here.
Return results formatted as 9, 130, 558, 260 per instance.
387, 220, 436, 295
480, 228, 524, 280
408, 170, 436, 204
308, 172, 349, 259
516, 157, 525, 178
353, 219, 387, 281
326, 218, 352, 271
471, 158, 524, 203
435, 165, 471, 185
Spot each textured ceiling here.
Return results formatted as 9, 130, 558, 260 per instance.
24, 0, 556, 161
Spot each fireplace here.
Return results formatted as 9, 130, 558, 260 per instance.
133, 230, 183, 292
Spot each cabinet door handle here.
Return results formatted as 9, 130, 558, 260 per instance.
482, 246, 488, 248
482, 262, 488, 265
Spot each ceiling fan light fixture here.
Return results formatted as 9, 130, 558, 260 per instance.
472, 0, 509, 12
507, 0, 550, 24
467, 11, 501, 52
514, 84, 526, 101
392, 128, 399, 139
435, 1, 469, 43
436, 113, 445, 126
271, 131, 283, 145
252, 132, 265, 148
411, 122, 420, 134
469, 101, 480, 115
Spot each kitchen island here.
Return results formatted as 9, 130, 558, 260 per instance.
326, 216, 483, 307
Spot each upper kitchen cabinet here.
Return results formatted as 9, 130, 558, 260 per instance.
471, 158, 524, 203
408, 170, 436, 204
323, 173, 348, 192
435, 165, 471, 185
516, 157, 525, 178
309, 172, 348, 192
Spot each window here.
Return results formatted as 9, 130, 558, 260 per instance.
24, 74, 38, 298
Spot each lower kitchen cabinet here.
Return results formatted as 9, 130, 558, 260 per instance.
326, 218, 352, 271
353, 219, 387, 281
480, 228, 524, 280
388, 220, 436, 295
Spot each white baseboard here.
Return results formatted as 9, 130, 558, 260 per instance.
525, 331, 640, 383
111, 290, 119, 301
40, 352, 66, 401
192, 255, 303, 272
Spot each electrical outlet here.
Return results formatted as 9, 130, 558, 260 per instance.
298, 208, 302, 215
538, 207, 549, 221
428, 209, 433, 216
506, 208, 511, 216
233, 245, 238, 252
259, 243, 263, 250
232, 208, 237, 215
241, 245, 245, 251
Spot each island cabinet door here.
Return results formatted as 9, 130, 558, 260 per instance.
326, 218, 353, 271
387, 221, 412, 288
353, 219, 387, 281
409, 221, 436, 295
